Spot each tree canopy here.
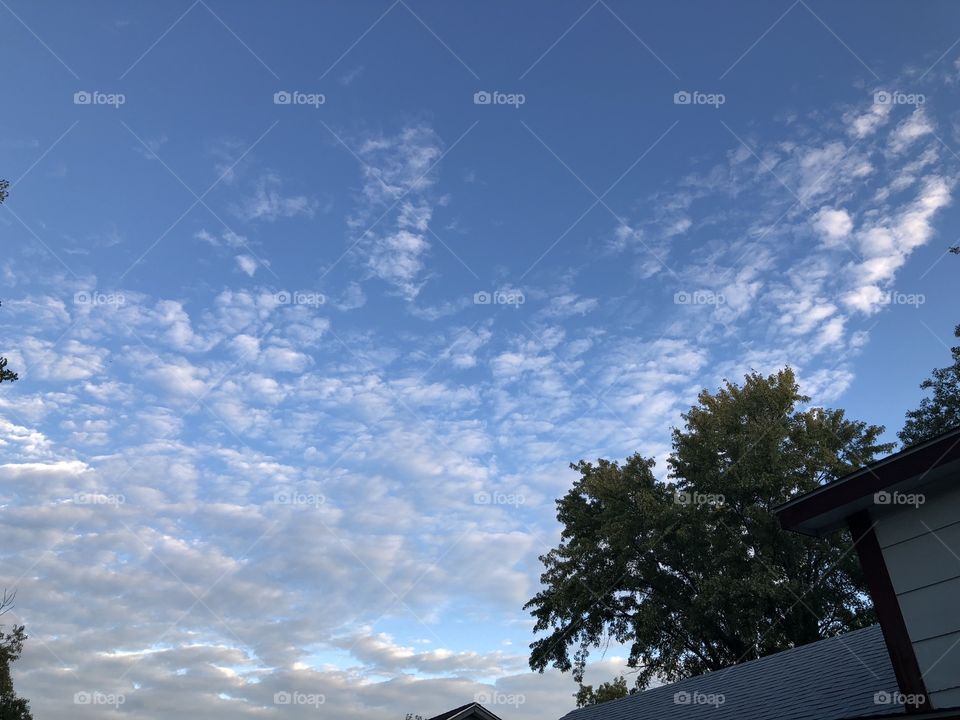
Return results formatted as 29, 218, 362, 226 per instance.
0, 592, 32, 720
526, 368, 893, 694
899, 324, 960, 447
575, 675, 632, 707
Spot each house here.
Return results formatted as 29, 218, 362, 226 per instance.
776, 424, 960, 712
431, 427, 960, 720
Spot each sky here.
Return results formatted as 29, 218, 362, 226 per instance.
1, 1, 959, 718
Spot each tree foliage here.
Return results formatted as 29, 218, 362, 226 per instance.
526, 369, 894, 694
0, 357, 17, 385
0, 592, 32, 720
575, 675, 632, 707
0, 264, 29, 716
899, 324, 960, 447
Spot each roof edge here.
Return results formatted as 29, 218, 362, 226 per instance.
775, 425, 960, 535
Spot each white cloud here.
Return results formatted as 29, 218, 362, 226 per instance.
889, 108, 934, 154
348, 126, 444, 299
235, 254, 258, 276
238, 173, 318, 221
543, 293, 599, 318
813, 207, 853, 244
843, 175, 951, 313
845, 98, 893, 138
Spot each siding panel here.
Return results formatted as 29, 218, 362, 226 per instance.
898, 577, 960, 641
875, 482, 960, 548
913, 630, 960, 693
882, 523, 960, 594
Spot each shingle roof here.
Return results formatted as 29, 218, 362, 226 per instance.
560, 625, 905, 720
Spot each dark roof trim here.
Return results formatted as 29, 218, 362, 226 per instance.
847, 510, 930, 713
776, 426, 960, 535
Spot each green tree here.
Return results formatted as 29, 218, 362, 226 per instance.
899, 324, 960, 447
575, 675, 631, 707
0, 357, 17, 385
0, 591, 32, 720
526, 369, 893, 694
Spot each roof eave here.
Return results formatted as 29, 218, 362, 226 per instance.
775, 426, 960, 536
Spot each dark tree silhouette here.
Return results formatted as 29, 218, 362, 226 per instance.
0, 592, 32, 719
899, 324, 960, 446
575, 675, 631, 706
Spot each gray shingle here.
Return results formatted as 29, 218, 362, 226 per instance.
560, 625, 904, 720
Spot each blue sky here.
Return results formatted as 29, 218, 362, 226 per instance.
2, 1, 960, 718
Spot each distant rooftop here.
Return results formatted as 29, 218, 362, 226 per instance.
426, 701, 505, 720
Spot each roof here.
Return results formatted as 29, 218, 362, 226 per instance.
559, 625, 905, 720
426, 702, 504, 720
776, 426, 960, 536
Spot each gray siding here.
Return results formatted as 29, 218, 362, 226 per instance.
932, 687, 960, 709
875, 481, 960, 707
